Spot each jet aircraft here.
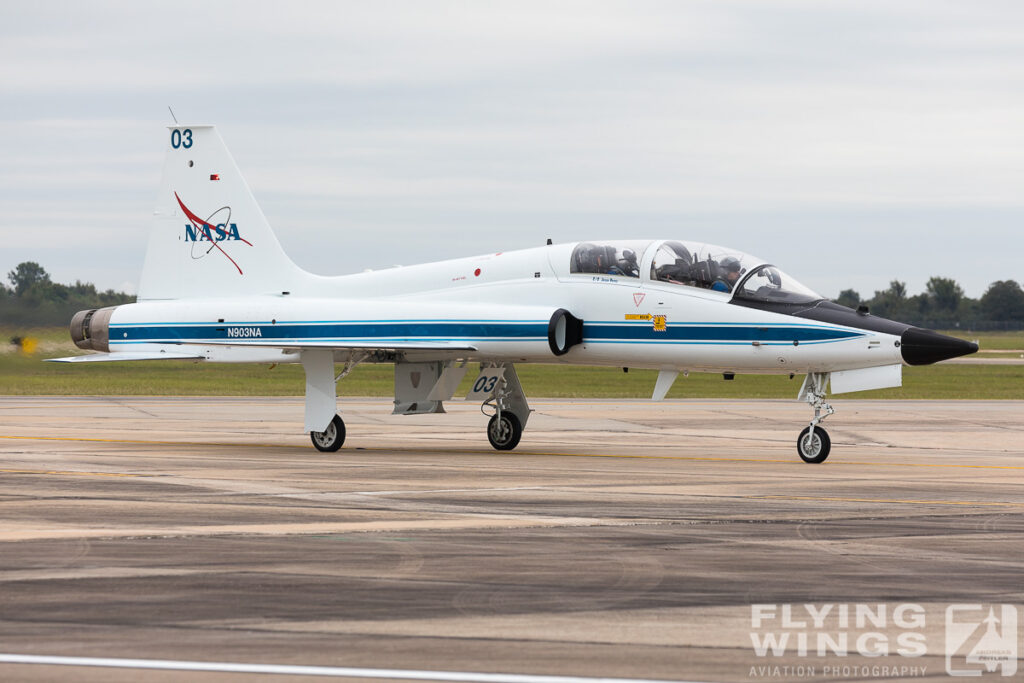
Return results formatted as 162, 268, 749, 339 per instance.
50, 125, 978, 463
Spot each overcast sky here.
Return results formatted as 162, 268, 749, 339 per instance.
1, 0, 1022, 299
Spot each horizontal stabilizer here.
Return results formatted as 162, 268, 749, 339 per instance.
45, 351, 204, 363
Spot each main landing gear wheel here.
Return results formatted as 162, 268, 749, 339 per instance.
311, 414, 346, 452
487, 412, 522, 451
797, 426, 830, 464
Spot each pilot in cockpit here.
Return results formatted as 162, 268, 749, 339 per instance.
712, 257, 742, 293
616, 249, 639, 278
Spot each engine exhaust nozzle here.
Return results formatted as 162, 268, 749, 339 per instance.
69, 307, 118, 352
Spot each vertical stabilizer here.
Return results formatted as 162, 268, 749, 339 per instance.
138, 125, 305, 300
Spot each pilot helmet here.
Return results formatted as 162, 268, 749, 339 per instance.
720, 256, 742, 273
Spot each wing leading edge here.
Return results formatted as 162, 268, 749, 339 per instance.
46, 340, 478, 363
45, 350, 205, 363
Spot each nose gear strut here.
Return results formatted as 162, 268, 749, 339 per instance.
797, 372, 834, 463
477, 362, 530, 450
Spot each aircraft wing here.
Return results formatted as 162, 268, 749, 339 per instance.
46, 341, 479, 363
48, 340, 478, 364
45, 350, 205, 363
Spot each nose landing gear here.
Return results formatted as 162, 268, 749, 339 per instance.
797, 372, 834, 463
476, 362, 531, 451
797, 425, 830, 463
487, 412, 523, 450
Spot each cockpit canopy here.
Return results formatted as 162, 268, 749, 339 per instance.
649, 241, 749, 293
567, 239, 823, 304
570, 242, 644, 278
733, 263, 822, 305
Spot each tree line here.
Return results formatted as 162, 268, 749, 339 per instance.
2, 262, 134, 327
836, 277, 1024, 330
3, 261, 1024, 330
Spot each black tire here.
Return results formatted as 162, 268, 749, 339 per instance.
487, 412, 522, 451
311, 414, 346, 452
797, 426, 830, 463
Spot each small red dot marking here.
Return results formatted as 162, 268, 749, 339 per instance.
474, 268, 481, 277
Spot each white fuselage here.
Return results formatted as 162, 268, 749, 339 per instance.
108, 242, 902, 374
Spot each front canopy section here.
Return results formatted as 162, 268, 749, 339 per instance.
648, 240, 824, 303
733, 264, 823, 305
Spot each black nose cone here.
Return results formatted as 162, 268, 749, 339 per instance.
901, 328, 979, 365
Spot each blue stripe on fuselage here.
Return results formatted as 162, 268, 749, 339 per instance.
585, 324, 861, 343
115, 322, 546, 341
108, 320, 863, 345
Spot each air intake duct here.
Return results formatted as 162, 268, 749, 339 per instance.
548, 309, 584, 356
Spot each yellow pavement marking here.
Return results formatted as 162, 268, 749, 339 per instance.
361, 446, 1024, 470
0, 468, 136, 478
0, 434, 288, 448
2, 434, 1024, 470
512, 450, 1024, 473
748, 495, 1023, 508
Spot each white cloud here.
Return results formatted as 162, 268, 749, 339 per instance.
1, 0, 1022, 300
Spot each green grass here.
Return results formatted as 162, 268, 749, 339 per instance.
2, 351, 1022, 400
3, 326, 1022, 399
941, 330, 1024, 351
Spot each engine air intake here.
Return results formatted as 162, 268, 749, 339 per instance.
548, 309, 584, 356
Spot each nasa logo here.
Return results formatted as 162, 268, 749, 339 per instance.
175, 192, 253, 275
184, 223, 243, 242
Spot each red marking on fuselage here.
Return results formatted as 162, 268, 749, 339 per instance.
175, 192, 252, 275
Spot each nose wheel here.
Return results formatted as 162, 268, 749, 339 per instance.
487, 412, 523, 450
311, 414, 346, 452
797, 426, 831, 463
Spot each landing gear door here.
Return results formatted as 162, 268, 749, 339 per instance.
427, 363, 469, 402
468, 363, 530, 429
394, 361, 446, 415
466, 367, 506, 401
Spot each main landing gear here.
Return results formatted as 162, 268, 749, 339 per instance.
311, 414, 346, 452
302, 349, 364, 454
797, 372, 834, 463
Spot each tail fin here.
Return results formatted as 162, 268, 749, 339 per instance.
138, 125, 305, 300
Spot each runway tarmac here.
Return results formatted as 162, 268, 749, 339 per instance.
0, 397, 1022, 682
